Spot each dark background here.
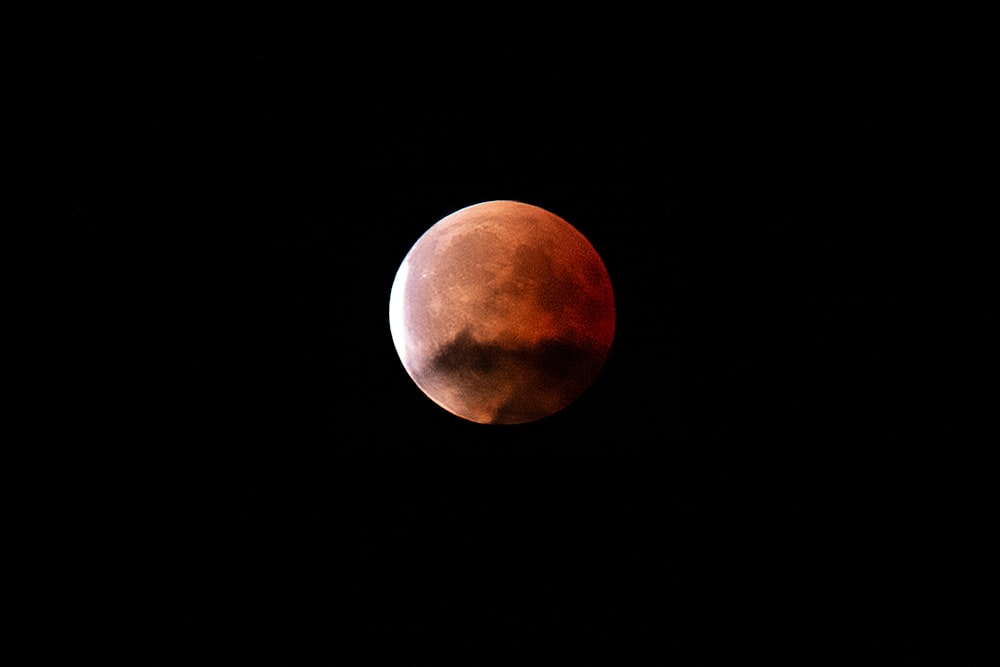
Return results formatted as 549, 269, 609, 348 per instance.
38, 12, 988, 663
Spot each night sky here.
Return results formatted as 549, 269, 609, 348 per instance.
38, 14, 986, 663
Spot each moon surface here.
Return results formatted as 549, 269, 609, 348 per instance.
389, 200, 615, 424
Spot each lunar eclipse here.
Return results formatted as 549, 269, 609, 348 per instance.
389, 200, 615, 424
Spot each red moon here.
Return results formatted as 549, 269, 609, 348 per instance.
389, 200, 615, 424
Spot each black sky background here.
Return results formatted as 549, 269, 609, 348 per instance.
37, 13, 989, 663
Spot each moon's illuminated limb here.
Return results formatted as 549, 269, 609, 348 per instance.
388, 257, 410, 368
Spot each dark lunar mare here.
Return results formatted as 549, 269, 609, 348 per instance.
417, 328, 609, 424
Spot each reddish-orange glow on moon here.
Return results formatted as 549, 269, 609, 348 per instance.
389, 200, 615, 424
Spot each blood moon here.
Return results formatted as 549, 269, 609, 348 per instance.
389, 200, 615, 424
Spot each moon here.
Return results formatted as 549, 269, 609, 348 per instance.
389, 200, 615, 424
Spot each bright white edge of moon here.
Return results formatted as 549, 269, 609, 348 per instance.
388, 256, 409, 370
